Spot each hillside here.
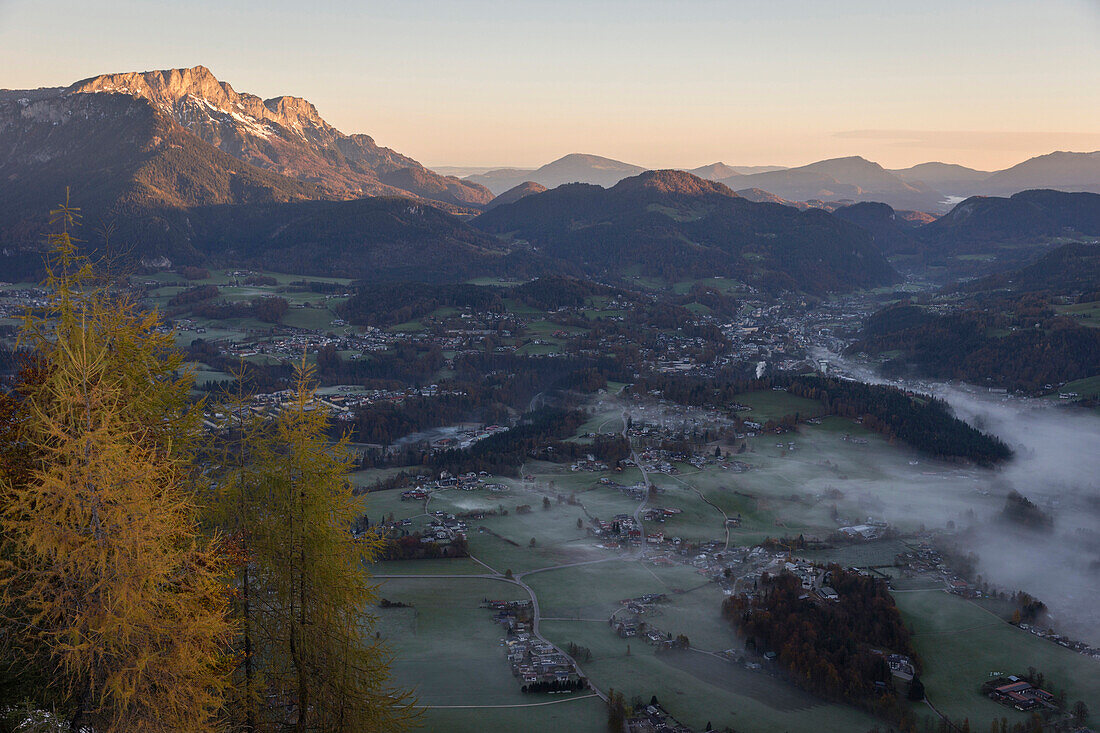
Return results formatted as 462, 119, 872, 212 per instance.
473, 169, 899, 294
63, 66, 492, 208
485, 181, 548, 210
181, 197, 521, 282
686, 162, 742, 180
734, 188, 808, 209
851, 303, 1100, 392
920, 189, 1100, 249
832, 202, 923, 255
958, 242, 1100, 296
0, 89, 329, 275
891, 162, 991, 194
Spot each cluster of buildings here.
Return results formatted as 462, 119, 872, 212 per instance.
642, 506, 683, 523
399, 471, 505, 502
589, 513, 642, 546
570, 455, 609, 472
886, 653, 915, 681
0, 287, 49, 322
598, 477, 652, 500
625, 701, 694, 733
486, 604, 583, 689
988, 678, 1056, 712
1017, 623, 1100, 661
420, 424, 510, 452
201, 384, 466, 425
837, 520, 888, 541
893, 542, 982, 597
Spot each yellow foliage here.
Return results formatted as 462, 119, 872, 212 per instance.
209, 360, 416, 732
0, 202, 232, 731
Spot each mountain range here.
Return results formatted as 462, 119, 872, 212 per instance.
471, 152, 1100, 214
466, 154, 647, 194
473, 169, 900, 294
1, 66, 491, 215
3, 65, 1100, 292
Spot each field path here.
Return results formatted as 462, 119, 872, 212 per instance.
624, 408, 650, 545
416, 693, 599, 709
376, 555, 613, 703
667, 472, 731, 550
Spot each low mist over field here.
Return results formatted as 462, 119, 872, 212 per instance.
827, 351, 1100, 645
940, 386, 1100, 646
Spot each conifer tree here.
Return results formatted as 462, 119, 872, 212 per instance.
0, 201, 233, 731
211, 360, 415, 731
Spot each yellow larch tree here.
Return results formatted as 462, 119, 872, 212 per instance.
209, 360, 416, 732
0, 202, 233, 732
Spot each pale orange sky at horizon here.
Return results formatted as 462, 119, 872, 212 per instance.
2, 0, 1099, 171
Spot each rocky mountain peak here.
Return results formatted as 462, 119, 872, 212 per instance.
67, 65, 332, 139
20, 65, 492, 208
70, 65, 231, 108
263, 95, 326, 133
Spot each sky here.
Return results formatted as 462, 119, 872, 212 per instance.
2, 0, 1100, 171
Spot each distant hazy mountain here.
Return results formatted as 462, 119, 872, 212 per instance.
891, 162, 991, 194
726, 156, 946, 212
485, 182, 548, 210
734, 188, 808, 209
921, 189, 1100, 249
725, 165, 789, 174
474, 169, 898, 294
685, 162, 741, 180
466, 153, 646, 194
62, 66, 492, 208
981, 151, 1100, 195
891, 153, 1100, 198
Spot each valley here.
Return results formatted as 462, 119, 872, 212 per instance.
3, 47, 1100, 733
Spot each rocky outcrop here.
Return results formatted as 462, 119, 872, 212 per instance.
65, 66, 492, 206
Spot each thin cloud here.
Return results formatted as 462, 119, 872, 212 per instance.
835, 129, 1100, 153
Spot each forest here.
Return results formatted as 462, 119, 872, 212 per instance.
852, 302, 1100, 393
630, 373, 1012, 465
472, 173, 900, 294
721, 567, 917, 724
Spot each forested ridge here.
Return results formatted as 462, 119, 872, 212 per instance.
631, 373, 1012, 464
852, 303, 1100, 392
473, 171, 900, 294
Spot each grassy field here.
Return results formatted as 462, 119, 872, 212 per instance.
372, 576, 606, 732
181, 361, 235, 387
465, 277, 525, 288
732, 390, 825, 422
800, 538, 914, 568
896, 589, 1100, 726
1056, 300, 1100, 328
1058, 374, 1100, 398
414, 699, 607, 733
374, 557, 488, 576
356, 388, 1100, 732
539, 619, 878, 732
